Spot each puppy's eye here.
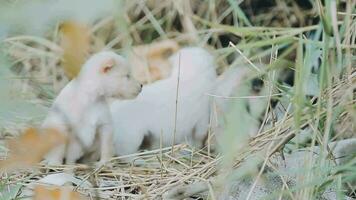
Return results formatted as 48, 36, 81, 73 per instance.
251, 78, 264, 93
126, 74, 130, 78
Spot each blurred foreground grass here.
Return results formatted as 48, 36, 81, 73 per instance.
0, 0, 355, 199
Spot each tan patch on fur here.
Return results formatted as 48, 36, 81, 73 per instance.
129, 40, 179, 84
148, 66, 163, 80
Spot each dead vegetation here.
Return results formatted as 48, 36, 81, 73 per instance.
0, 0, 355, 199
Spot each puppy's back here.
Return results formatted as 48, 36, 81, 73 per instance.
111, 47, 218, 155
170, 47, 216, 81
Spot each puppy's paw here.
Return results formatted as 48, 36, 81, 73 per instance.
44, 157, 63, 166
95, 159, 112, 169
44, 145, 65, 166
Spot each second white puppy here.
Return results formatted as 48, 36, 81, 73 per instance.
212, 66, 269, 140
110, 47, 217, 156
42, 51, 142, 165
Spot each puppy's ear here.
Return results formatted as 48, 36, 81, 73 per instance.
101, 58, 115, 74
148, 66, 162, 80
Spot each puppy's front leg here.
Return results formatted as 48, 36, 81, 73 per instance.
98, 123, 113, 165
65, 139, 84, 165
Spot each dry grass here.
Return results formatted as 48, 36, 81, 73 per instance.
1, 71, 354, 199
0, 0, 355, 199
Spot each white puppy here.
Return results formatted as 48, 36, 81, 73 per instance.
42, 51, 142, 165
110, 47, 217, 156
212, 66, 268, 139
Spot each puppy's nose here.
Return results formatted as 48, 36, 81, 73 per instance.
140, 84, 143, 88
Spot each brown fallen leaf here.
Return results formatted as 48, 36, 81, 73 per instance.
60, 21, 90, 79
0, 127, 66, 171
130, 40, 179, 84
34, 185, 86, 200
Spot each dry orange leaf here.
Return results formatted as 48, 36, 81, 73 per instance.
0, 128, 66, 171
60, 21, 90, 79
130, 40, 179, 84
34, 186, 86, 200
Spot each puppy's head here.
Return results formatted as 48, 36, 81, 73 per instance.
79, 51, 142, 99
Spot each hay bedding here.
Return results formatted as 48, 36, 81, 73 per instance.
0, 61, 354, 199
1, 1, 355, 199
1, 144, 218, 199
0, 29, 224, 199
1, 74, 355, 199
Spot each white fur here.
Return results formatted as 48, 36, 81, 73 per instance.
110, 48, 269, 158
212, 66, 269, 138
42, 51, 142, 165
110, 47, 217, 156
212, 67, 251, 114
